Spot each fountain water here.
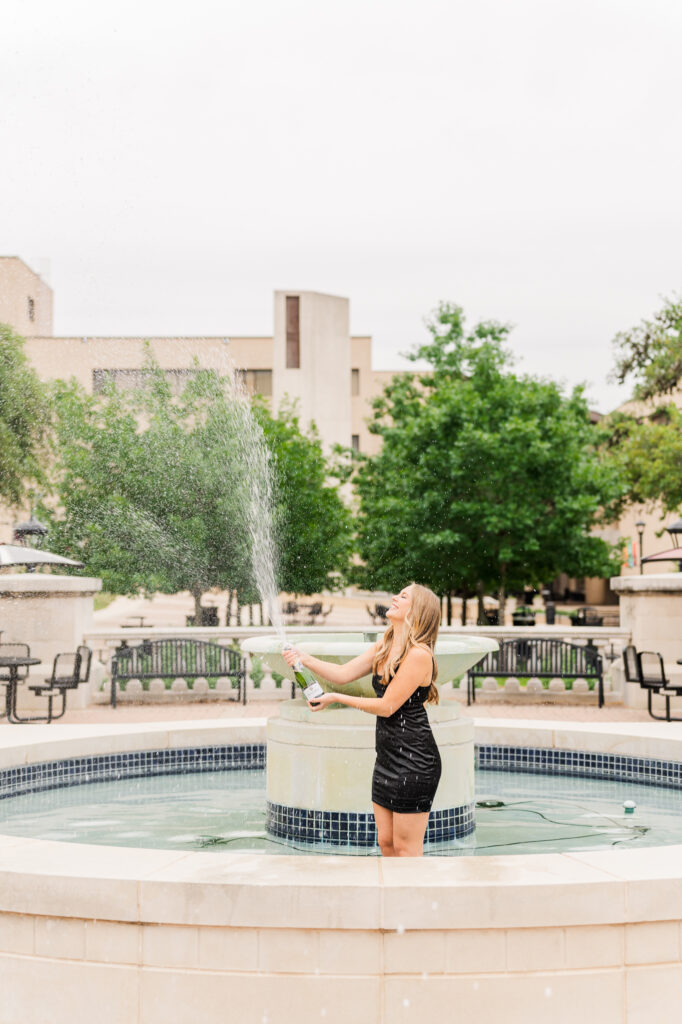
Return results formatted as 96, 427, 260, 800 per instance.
223, 368, 286, 639
217, 362, 498, 848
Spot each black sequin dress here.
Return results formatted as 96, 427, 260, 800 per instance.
371, 670, 442, 814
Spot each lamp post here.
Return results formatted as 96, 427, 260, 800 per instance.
635, 519, 645, 575
12, 513, 48, 548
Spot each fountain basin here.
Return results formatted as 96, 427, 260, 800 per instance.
242, 631, 498, 698
3, 720, 682, 1022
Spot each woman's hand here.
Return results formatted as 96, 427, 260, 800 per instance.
307, 692, 338, 712
282, 646, 305, 668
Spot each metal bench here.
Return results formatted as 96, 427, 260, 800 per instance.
622, 644, 682, 722
110, 638, 246, 707
468, 637, 604, 706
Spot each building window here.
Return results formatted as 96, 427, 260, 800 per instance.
27, 297, 35, 322
241, 369, 273, 397
351, 434, 360, 452
351, 368, 360, 396
286, 295, 300, 368
92, 368, 197, 394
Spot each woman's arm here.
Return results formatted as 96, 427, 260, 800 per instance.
309, 647, 432, 716
282, 643, 378, 686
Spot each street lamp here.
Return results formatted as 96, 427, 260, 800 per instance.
635, 519, 645, 575
12, 513, 48, 548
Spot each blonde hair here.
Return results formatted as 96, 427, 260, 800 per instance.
372, 583, 441, 704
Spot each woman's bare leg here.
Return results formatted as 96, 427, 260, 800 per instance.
392, 811, 429, 857
373, 803, 395, 856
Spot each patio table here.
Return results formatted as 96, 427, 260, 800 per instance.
0, 656, 42, 723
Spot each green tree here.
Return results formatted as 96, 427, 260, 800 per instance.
0, 324, 48, 506
606, 296, 682, 514
255, 401, 353, 596
43, 361, 351, 617
353, 303, 622, 621
612, 295, 682, 400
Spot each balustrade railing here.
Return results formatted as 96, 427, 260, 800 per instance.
83, 623, 631, 703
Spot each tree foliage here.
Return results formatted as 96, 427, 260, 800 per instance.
255, 401, 353, 595
605, 296, 682, 515
353, 303, 622, 615
605, 406, 682, 514
0, 324, 48, 506
611, 295, 682, 400
43, 361, 352, 613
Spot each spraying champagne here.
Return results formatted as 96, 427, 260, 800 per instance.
282, 643, 325, 704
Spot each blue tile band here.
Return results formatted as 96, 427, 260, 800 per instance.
476, 744, 682, 786
266, 800, 475, 847
0, 744, 265, 801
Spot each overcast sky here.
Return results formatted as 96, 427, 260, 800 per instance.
2, 0, 681, 412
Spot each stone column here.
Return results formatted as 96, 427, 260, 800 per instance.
266, 702, 475, 847
0, 573, 102, 711
610, 573, 682, 707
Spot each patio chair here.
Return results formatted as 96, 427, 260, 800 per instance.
77, 644, 93, 685
306, 602, 323, 624
571, 606, 604, 627
366, 603, 389, 625
28, 646, 93, 723
283, 601, 301, 625
622, 645, 682, 722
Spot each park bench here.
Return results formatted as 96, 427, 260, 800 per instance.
467, 637, 604, 707
110, 638, 246, 707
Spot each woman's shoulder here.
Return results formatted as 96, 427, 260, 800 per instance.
401, 645, 433, 670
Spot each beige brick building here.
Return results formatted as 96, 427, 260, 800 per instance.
0, 256, 399, 456
0, 255, 401, 541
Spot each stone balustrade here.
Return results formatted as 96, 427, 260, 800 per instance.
82, 624, 632, 705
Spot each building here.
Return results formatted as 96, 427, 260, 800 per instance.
0, 256, 398, 458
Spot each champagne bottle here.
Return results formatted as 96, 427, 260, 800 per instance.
282, 644, 325, 703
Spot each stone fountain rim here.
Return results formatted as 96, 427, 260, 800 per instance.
1, 718, 682, 930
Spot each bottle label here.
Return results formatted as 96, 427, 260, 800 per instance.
304, 681, 324, 701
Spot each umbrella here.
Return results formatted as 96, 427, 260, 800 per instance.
641, 547, 682, 566
0, 543, 84, 570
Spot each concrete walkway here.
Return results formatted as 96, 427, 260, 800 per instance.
47, 699, 653, 725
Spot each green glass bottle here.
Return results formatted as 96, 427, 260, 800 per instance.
282, 644, 324, 703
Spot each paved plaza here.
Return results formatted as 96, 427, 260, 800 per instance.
53, 698, 654, 725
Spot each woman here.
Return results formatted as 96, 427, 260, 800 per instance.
282, 583, 441, 857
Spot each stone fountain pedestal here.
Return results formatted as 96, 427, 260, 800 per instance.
266, 700, 475, 846
243, 631, 496, 848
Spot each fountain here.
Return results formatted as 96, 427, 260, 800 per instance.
5, 351, 682, 1020
225, 362, 498, 846
243, 632, 497, 846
